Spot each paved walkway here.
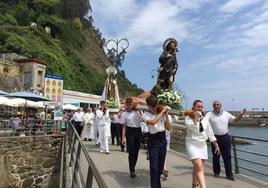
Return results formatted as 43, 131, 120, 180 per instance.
83, 141, 267, 188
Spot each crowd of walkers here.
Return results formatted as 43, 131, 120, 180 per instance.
66, 96, 246, 188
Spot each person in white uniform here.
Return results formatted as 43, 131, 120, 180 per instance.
121, 98, 143, 178
184, 100, 220, 188
70, 108, 85, 136
82, 108, 94, 141
91, 107, 99, 146
163, 116, 172, 178
142, 95, 171, 188
206, 101, 246, 181
96, 101, 110, 154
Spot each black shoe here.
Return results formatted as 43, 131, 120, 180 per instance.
130, 172, 137, 179
214, 174, 220, 178
226, 176, 235, 181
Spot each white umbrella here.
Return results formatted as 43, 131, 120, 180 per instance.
35, 101, 45, 108
0, 96, 11, 105
63, 104, 78, 110
8, 98, 37, 108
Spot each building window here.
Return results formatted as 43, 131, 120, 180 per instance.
24, 71, 32, 90
37, 70, 43, 88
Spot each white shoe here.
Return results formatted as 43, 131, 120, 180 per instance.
105, 151, 109, 154
100, 150, 104, 153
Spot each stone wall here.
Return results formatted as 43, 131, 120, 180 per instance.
170, 124, 186, 152
0, 135, 63, 188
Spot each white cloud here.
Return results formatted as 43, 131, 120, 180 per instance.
219, 0, 262, 13
91, 0, 211, 53
91, 0, 268, 109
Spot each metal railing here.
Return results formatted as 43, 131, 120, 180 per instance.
66, 122, 108, 188
229, 135, 268, 180
59, 135, 65, 188
170, 134, 268, 182
0, 120, 65, 137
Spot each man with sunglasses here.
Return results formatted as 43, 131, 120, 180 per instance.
206, 101, 246, 181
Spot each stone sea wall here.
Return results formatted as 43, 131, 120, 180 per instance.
170, 124, 186, 152
0, 136, 63, 188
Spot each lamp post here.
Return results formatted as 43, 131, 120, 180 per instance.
151, 69, 157, 79
232, 98, 235, 115
183, 95, 189, 110
105, 38, 129, 68
251, 107, 259, 118
261, 108, 265, 122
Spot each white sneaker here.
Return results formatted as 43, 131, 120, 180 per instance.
100, 150, 104, 153
105, 151, 110, 154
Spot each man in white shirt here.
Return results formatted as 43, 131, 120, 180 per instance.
92, 107, 99, 146
110, 113, 120, 145
206, 100, 246, 181
70, 108, 85, 136
117, 109, 125, 152
96, 100, 110, 154
121, 98, 143, 178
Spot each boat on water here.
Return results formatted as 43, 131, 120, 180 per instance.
260, 123, 267, 127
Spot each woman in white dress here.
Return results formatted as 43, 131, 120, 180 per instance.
184, 100, 220, 188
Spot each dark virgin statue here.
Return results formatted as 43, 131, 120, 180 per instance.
151, 38, 180, 96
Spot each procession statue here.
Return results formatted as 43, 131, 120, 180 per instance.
101, 66, 120, 108
151, 38, 180, 96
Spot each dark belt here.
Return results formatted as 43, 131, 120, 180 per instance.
215, 133, 229, 137
126, 126, 141, 130
149, 131, 165, 140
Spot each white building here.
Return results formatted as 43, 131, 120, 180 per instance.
63, 89, 101, 108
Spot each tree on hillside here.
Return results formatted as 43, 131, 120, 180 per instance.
61, 0, 91, 20
32, 0, 60, 15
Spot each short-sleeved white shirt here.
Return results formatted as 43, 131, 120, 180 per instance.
112, 114, 120, 124
206, 111, 235, 135
72, 112, 85, 122
142, 112, 166, 134
96, 109, 110, 126
121, 111, 141, 128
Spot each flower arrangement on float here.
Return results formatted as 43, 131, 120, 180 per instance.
106, 97, 120, 108
157, 89, 182, 110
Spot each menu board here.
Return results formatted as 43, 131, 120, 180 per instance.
44, 74, 64, 120
44, 74, 64, 105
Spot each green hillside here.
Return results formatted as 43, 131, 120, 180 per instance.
0, 0, 143, 96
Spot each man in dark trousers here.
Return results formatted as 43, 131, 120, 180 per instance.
206, 101, 246, 181
121, 98, 142, 178
142, 95, 171, 188
70, 108, 85, 136
117, 109, 125, 152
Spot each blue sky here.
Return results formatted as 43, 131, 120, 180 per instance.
90, 0, 268, 111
